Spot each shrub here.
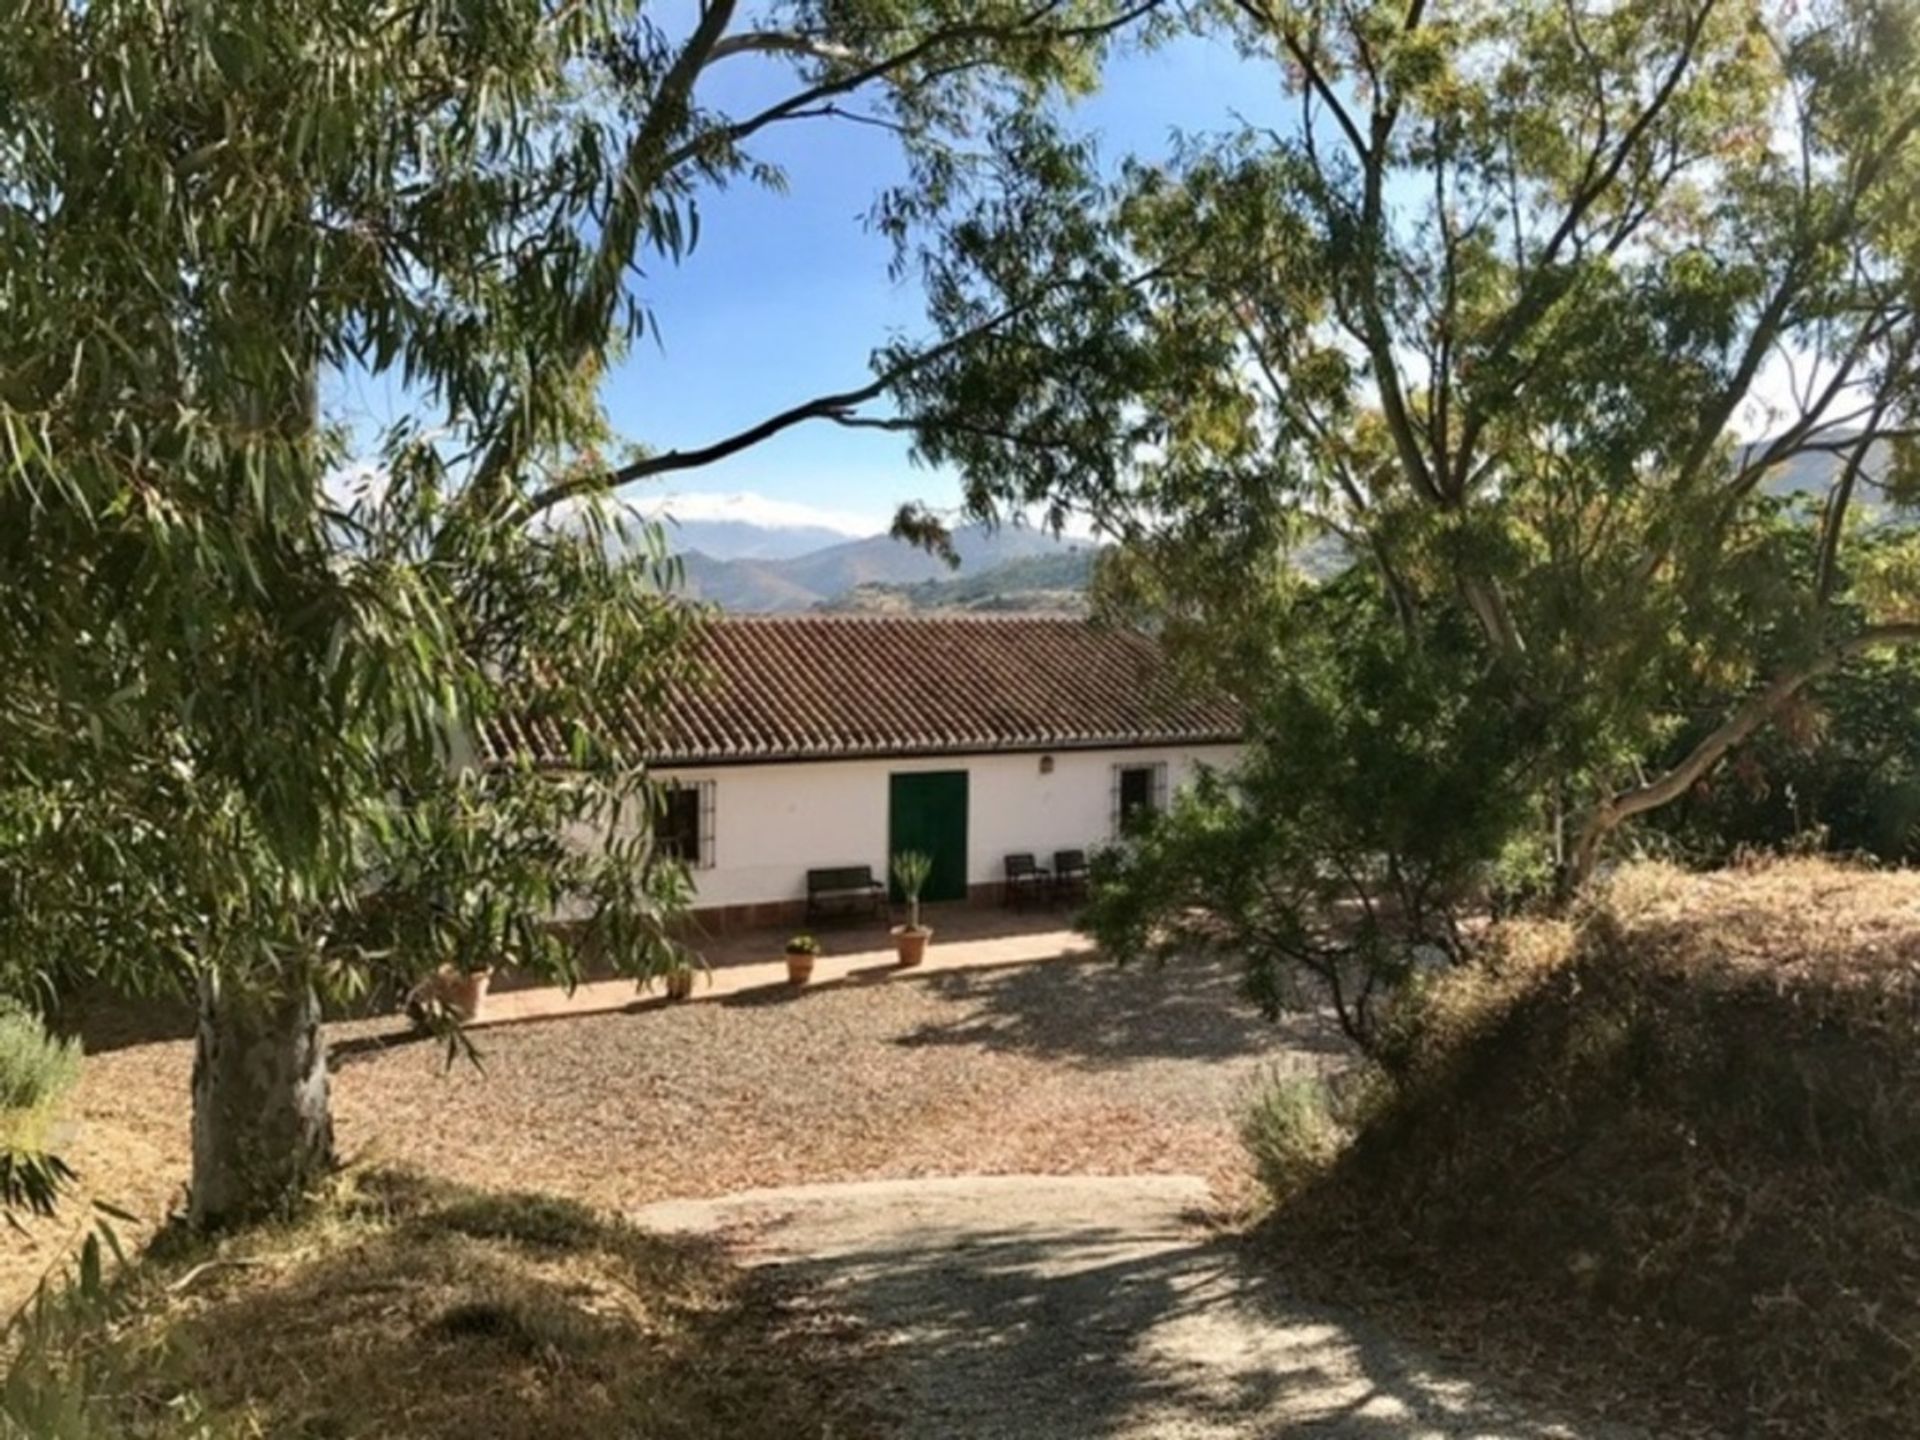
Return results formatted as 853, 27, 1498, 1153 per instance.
0, 1000, 80, 1130
1240, 1073, 1345, 1204
1083, 574, 1541, 1057
1264, 859, 1920, 1438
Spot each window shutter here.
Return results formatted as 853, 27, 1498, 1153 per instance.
1110, 763, 1123, 837
1153, 762, 1168, 814
698, 780, 717, 870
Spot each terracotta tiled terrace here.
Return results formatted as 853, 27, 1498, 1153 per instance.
477, 900, 1096, 1027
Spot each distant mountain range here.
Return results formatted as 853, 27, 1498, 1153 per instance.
673, 522, 1098, 612
650, 437, 1894, 613
825, 549, 1099, 614
653, 516, 855, 562
1749, 434, 1893, 505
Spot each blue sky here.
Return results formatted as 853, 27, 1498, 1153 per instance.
615, 24, 1292, 536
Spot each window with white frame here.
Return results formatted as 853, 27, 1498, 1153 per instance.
658, 779, 717, 869
1110, 761, 1168, 836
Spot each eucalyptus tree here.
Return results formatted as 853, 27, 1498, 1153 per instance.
895, 0, 1920, 916
0, 0, 1158, 1228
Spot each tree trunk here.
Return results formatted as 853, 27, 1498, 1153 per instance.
1565, 622, 1920, 893
190, 974, 334, 1230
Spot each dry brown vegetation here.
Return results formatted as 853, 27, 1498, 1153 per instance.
6, 1168, 876, 1439
1265, 857, 1920, 1439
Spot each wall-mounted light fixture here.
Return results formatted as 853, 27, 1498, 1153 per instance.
1038, 754, 1055, 775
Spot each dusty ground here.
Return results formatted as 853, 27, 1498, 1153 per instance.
5, 950, 1343, 1310
637, 1175, 1640, 1440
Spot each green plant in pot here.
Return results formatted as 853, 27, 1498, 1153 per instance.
659, 951, 700, 1003
891, 851, 934, 967
403, 965, 495, 1029
784, 933, 821, 985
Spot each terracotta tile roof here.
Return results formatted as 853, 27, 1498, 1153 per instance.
491, 614, 1242, 766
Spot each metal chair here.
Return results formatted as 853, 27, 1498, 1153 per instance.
1003, 852, 1052, 910
1052, 849, 1090, 905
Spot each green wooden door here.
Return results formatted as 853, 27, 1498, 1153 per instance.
888, 771, 970, 903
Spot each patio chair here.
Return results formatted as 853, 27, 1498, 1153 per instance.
1052, 849, 1090, 905
1003, 852, 1052, 910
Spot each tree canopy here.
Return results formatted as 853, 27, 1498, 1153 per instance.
0, 0, 1159, 1225
898, 0, 1920, 875
873, 0, 1920, 1038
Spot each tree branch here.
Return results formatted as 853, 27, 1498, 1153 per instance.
668, 0, 1168, 175
707, 30, 862, 65
1452, 0, 1718, 485
1815, 334, 1914, 602
511, 261, 1174, 525
1568, 621, 1920, 884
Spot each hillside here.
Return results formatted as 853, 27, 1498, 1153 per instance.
675, 522, 1083, 611
678, 550, 823, 611
653, 515, 854, 560
661, 439, 1887, 613
823, 548, 1099, 613
1265, 858, 1920, 1438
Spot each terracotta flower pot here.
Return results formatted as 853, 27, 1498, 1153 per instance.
892, 925, 932, 967
785, 950, 816, 985
663, 969, 695, 1002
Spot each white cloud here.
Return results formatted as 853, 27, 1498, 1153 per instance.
637, 489, 882, 536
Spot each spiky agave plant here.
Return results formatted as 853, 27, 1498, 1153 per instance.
891, 851, 933, 932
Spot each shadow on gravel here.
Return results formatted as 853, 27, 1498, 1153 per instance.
777, 1222, 1607, 1439
895, 951, 1349, 1070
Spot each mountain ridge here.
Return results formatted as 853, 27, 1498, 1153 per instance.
674, 522, 1094, 611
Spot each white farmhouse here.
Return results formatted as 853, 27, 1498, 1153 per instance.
512, 614, 1243, 931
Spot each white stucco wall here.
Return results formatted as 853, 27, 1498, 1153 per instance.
650, 743, 1242, 910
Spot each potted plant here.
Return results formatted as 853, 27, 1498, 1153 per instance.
659, 952, 698, 1002
891, 850, 934, 967
405, 965, 495, 1028
784, 933, 821, 985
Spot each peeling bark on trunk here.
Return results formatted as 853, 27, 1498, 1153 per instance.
190, 974, 334, 1230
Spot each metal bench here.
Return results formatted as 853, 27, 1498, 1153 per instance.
805, 864, 887, 923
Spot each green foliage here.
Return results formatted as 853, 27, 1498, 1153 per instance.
1240, 1073, 1344, 1205
898, 0, 1920, 906
784, 934, 822, 956
0, 1002, 79, 1121
1655, 648, 1920, 862
891, 850, 932, 929
0, 0, 1153, 1216
0, 1151, 76, 1225
890, 851, 931, 896
1085, 574, 1539, 1051
0, 1000, 82, 1223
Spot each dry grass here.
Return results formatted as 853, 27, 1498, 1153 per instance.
1264, 856, 1920, 1440
6, 1168, 876, 1439
5, 950, 1341, 1316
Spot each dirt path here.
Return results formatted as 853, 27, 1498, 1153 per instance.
637, 1176, 1640, 1440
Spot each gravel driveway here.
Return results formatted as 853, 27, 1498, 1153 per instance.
22, 950, 1631, 1436
18, 949, 1340, 1309
326, 948, 1345, 1213
637, 1175, 1639, 1440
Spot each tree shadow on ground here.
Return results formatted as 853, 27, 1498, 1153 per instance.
770, 1218, 1625, 1439
109, 1173, 879, 1440
895, 950, 1350, 1070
